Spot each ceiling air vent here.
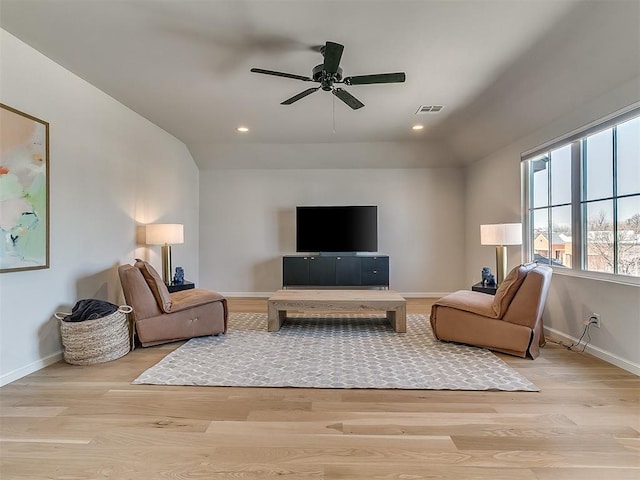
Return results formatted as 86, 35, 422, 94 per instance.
416, 105, 444, 114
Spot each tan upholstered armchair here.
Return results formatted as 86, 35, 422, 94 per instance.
430, 263, 552, 358
118, 259, 228, 347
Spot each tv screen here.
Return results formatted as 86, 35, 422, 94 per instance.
296, 206, 378, 253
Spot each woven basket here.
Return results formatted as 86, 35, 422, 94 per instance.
55, 305, 133, 365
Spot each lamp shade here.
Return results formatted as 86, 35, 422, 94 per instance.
480, 223, 522, 246
145, 224, 184, 245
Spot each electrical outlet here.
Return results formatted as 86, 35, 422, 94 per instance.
590, 313, 601, 328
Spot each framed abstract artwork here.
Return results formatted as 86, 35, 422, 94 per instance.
0, 103, 50, 273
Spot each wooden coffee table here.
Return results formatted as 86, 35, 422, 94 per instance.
267, 289, 407, 332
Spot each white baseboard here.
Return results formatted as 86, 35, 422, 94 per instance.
544, 326, 640, 376
221, 291, 449, 298
401, 292, 450, 298
0, 351, 63, 387
221, 292, 273, 298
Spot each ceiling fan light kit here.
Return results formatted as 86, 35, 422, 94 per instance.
251, 41, 406, 110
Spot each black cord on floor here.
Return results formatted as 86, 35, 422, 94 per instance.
566, 322, 594, 352
547, 318, 597, 353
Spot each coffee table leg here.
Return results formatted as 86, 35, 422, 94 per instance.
387, 310, 396, 331
387, 305, 407, 333
268, 303, 279, 331
268, 303, 288, 332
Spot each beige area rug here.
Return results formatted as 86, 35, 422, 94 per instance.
132, 313, 538, 391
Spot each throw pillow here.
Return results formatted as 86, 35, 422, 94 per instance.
134, 259, 173, 312
491, 262, 536, 317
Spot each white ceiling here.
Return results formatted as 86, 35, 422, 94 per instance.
1, 1, 638, 168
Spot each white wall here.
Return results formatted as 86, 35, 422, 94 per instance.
199, 167, 465, 295
0, 30, 200, 385
465, 78, 640, 374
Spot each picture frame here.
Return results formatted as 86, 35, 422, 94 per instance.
0, 103, 50, 273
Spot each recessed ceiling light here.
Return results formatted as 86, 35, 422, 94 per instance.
412, 125, 424, 131
236, 126, 249, 133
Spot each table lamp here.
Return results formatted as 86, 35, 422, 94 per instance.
145, 223, 184, 284
480, 223, 522, 285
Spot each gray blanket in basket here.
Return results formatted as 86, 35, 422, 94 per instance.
64, 299, 118, 322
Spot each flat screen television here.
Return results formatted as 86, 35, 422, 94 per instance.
296, 205, 378, 253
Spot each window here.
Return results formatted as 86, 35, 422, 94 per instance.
523, 107, 640, 279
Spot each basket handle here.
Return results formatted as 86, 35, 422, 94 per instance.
55, 305, 132, 320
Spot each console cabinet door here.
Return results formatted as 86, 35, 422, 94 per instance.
361, 256, 389, 286
284, 255, 389, 288
335, 256, 361, 286
309, 256, 336, 286
283, 256, 310, 286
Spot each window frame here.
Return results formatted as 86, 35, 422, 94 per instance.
521, 104, 640, 285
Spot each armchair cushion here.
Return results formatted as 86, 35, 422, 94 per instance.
431, 290, 498, 318
118, 264, 162, 319
169, 288, 226, 313
135, 259, 173, 312
492, 262, 536, 317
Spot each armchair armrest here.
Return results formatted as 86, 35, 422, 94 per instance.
432, 290, 499, 319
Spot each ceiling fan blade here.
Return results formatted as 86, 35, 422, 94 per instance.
281, 87, 320, 105
250, 68, 313, 82
343, 72, 406, 85
323, 41, 344, 75
332, 88, 364, 110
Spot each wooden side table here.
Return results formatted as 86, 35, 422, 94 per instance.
471, 282, 498, 295
167, 281, 195, 293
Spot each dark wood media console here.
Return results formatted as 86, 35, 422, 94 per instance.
282, 254, 389, 288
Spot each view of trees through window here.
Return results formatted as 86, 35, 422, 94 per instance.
526, 113, 640, 278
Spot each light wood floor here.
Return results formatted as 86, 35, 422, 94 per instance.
1, 297, 638, 479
